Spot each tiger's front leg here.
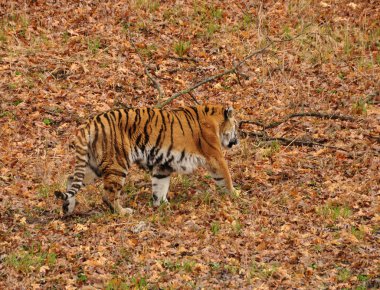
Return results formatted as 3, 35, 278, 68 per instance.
207, 156, 236, 194
151, 172, 171, 207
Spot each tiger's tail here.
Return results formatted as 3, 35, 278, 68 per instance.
55, 126, 90, 215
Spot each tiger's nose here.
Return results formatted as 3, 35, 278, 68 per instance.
228, 138, 238, 148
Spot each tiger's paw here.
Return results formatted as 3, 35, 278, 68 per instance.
232, 188, 241, 197
152, 193, 169, 207
153, 199, 169, 207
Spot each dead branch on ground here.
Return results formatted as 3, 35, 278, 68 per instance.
239, 111, 356, 151
156, 42, 272, 108
239, 112, 355, 130
156, 25, 312, 108
241, 131, 349, 152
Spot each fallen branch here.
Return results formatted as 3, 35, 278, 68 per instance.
127, 29, 165, 99
241, 130, 348, 152
157, 25, 313, 108
240, 112, 355, 130
156, 42, 273, 108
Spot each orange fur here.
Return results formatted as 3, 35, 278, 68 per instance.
55, 105, 238, 216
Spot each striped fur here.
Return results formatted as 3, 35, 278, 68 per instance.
55, 105, 238, 216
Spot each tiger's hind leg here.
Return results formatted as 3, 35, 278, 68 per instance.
102, 170, 133, 215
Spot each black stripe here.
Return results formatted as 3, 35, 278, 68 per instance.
129, 110, 138, 137
136, 108, 141, 127
116, 110, 130, 166
136, 134, 142, 147
183, 108, 195, 121
181, 110, 194, 135
154, 112, 159, 127
76, 156, 87, 163
189, 106, 220, 151
89, 163, 102, 177
115, 110, 122, 129
151, 124, 164, 157
77, 130, 87, 147
99, 115, 107, 153
154, 153, 163, 165
214, 177, 224, 181
179, 150, 186, 162
68, 189, 76, 197
188, 106, 200, 123
74, 172, 85, 179
166, 115, 174, 157
157, 113, 166, 149
173, 112, 185, 135
92, 120, 99, 157
76, 147, 87, 155
188, 107, 209, 150
75, 164, 87, 170
110, 110, 117, 123
123, 109, 130, 136
159, 110, 167, 131
152, 174, 169, 179
109, 111, 126, 168
141, 109, 152, 151
103, 113, 115, 158
107, 169, 127, 177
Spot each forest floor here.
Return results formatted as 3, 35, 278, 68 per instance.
1, 0, 379, 289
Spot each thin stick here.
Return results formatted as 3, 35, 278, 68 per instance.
240, 112, 355, 129
242, 130, 348, 152
157, 43, 272, 108
156, 25, 313, 108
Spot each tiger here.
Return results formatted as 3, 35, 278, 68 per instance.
54, 105, 239, 216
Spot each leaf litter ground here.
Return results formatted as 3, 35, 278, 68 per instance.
0, 0, 379, 289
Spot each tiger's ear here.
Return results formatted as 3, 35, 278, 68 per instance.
224, 107, 234, 119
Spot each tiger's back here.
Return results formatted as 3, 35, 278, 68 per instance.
55, 105, 238, 216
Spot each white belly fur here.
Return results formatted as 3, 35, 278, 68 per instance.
171, 152, 205, 174
133, 148, 205, 174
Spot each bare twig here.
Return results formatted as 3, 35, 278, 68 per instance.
266, 23, 313, 44
240, 120, 265, 127
127, 29, 165, 99
235, 70, 242, 86
157, 43, 272, 108
156, 25, 313, 108
241, 130, 348, 152
240, 112, 355, 130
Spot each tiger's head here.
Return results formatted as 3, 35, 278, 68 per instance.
220, 107, 239, 149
